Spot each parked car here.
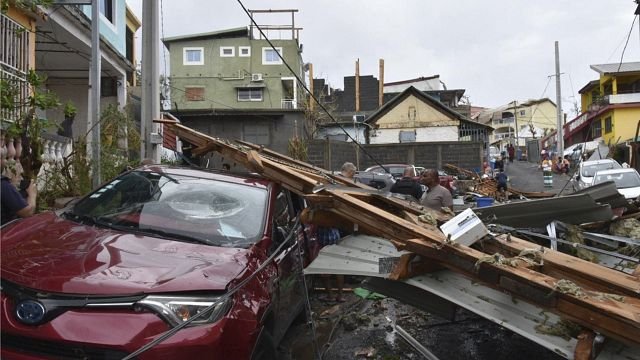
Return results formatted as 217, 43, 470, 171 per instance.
1, 166, 312, 359
354, 171, 396, 191
574, 158, 622, 189
592, 168, 640, 200
363, 164, 456, 194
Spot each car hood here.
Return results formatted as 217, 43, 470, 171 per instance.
619, 187, 640, 200
1, 213, 255, 295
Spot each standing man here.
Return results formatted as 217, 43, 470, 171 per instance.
390, 166, 423, 201
340, 162, 357, 179
541, 153, 553, 188
420, 169, 453, 212
507, 144, 515, 163
1, 175, 37, 225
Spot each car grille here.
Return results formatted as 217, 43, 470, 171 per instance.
1, 333, 133, 359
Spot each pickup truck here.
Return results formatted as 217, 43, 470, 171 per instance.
363, 164, 457, 194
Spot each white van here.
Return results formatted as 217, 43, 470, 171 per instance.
575, 159, 622, 189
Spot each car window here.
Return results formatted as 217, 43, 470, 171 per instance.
594, 171, 640, 188
582, 162, 621, 177
70, 171, 268, 248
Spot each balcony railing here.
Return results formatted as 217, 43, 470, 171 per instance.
1, 132, 73, 189
607, 93, 640, 105
1, 13, 30, 123
281, 99, 297, 109
492, 117, 515, 125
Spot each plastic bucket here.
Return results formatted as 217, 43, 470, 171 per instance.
476, 197, 494, 208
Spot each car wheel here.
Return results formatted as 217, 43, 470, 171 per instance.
252, 330, 278, 360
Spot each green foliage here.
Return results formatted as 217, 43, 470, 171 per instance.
38, 105, 142, 210
287, 137, 307, 161
1, 0, 53, 14
1, 70, 60, 180
63, 101, 77, 118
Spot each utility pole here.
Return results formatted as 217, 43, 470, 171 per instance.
513, 100, 519, 148
141, 0, 161, 163
89, 0, 101, 188
355, 59, 360, 112
555, 41, 564, 157
378, 59, 384, 107
308, 63, 314, 112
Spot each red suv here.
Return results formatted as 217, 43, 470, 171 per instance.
1, 166, 311, 359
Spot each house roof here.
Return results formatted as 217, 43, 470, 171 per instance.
365, 86, 492, 129
163, 27, 248, 45
579, 80, 600, 94
590, 62, 640, 75
384, 75, 440, 86
476, 98, 556, 125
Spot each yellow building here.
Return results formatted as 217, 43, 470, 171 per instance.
564, 62, 640, 147
477, 98, 558, 150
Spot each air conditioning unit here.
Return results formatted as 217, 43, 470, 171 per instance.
251, 73, 263, 82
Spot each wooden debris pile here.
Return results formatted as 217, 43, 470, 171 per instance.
444, 163, 555, 199
162, 120, 640, 350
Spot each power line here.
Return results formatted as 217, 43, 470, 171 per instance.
617, 14, 638, 72
235, 0, 390, 172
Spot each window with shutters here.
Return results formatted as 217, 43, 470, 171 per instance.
238, 88, 263, 101
604, 117, 613, 134
593, 119, 602, 138
185, 87, 205, 101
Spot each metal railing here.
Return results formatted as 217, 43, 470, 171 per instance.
1, 13, 30, 123
281, 99, 297, 109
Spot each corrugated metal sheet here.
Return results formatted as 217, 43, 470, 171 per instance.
306, 234, 640, 360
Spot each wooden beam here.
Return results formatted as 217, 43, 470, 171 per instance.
163, 121, 640, 346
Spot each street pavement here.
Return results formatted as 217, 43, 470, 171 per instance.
503, 159, 575, 196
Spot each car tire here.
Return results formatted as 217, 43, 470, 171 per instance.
252, 330, 278, 360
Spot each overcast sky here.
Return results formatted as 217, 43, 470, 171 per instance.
128, 0, 639, 114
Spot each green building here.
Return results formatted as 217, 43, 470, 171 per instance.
163, 26, 306, 155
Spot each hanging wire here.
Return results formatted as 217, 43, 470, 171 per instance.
617, 14, 638, 72
235, 0, 391, 174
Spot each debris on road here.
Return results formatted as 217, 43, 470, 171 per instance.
161, 120, 640, 358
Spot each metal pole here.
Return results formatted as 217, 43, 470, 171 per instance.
141, 0, 161, 163
89, 0, 101, 188
513, 100, 519, 147
555, 41, 564, 157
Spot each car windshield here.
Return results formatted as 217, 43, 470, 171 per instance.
594, 171, 640, 189
67, 170, 268, 248
581, 162, 621, 177
367, 166, 407, 177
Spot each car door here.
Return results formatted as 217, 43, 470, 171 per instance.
270, 188, 305, 343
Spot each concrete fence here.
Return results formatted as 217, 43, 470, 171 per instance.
307, 139, 484, 171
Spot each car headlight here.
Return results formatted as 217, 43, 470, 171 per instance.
138, 295, 232, 327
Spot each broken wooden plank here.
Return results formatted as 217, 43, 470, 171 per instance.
164, 120, 640, 347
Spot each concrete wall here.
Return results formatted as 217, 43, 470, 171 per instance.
608, 107, 640, 144
81, 0, 127, 56
180, 111, 305, 155
308, 140, 483, 171
46, 79, 119, 140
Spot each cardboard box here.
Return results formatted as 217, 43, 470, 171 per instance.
440, 208, 488, 246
